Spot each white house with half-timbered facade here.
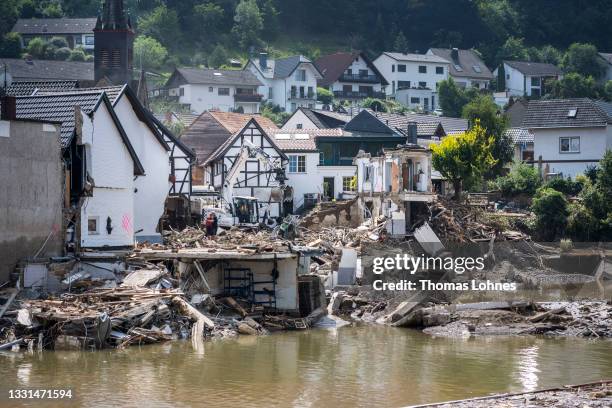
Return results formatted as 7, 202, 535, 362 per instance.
203, 119, 288, 220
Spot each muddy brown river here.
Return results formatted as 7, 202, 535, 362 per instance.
1, 326, 611, 407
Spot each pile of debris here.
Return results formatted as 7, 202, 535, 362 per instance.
428, 198, 530, 243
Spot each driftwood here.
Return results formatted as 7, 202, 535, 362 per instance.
172, 296, 215, 343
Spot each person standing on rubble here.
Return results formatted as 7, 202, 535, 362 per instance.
205, 213, 215, 237
211, 212, 218, 236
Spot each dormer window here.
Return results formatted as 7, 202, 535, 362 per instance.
567, 108, 578, 118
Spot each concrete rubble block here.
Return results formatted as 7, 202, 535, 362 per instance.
121, 269, 166, 288
327, 291, 344, 316
237, 323, 259, 335
422, 308, 452, 327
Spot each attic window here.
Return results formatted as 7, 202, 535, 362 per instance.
473, 65, 482, 73
454, 64, 463, 72
275, 134, 290, 140
567, 108, 578, 118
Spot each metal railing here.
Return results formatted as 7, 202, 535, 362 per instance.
333, 90, 386, 99
288, 91, 316, 100
339, 73, 380, 83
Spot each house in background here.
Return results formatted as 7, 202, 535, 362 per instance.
181, 111, 278, 184
522, 98, 612, 178
268, 128, 357, 209
282, 107, 351, 130
160, 68, 263, 114
494, 61, 563, 98
11, 18, 97, 51
245, 53, 323, 113
599, 52, 612, 82
505, 127, 534, 163
315, 51, 387, 104
373, 52, 450, 111
427, 48, 493, 89
0, 58, 94, 86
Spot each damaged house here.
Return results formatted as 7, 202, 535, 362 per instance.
354, 123, 435, 237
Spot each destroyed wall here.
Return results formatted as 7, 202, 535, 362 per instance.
180, 256, 299, 311
0, 120, 63, 283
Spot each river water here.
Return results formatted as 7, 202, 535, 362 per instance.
1, 326, 611, 408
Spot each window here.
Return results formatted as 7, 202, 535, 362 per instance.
111, 49, 121, 68
398, 64, 407, 72
392, 65, 395, 73
179, 87, 185, 96
473, 65, 482, 73
342, 176, 356, 192
410, 97, 420, 104
531, 77, 541, 87
85, 36, 94, 45
567, 109, 578, 118
100, 49, 109, 68
359, 69, 368, 77
347, 68, 353, 75
319, 152, 325, 165
560, 137, 580, 153
88, 217, 99, 235
472, 81, 480, 89
398, 81, 411, 89
209, 87, 213, 92
436, 66, 444, 74
75, 36, 82, 45
295, 69, 306, 81
418, 65, 427, 73
296, 124, 303, 129
418, 81, 427, 88
218, 88, 230, 95
392, 81, 395, 94
268, 87, 273, 99
288, 155, 306, 173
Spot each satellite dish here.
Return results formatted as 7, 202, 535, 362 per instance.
0, 70, 13, 89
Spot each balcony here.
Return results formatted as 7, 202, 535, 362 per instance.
333, 90, 386, 100
288, 91, 316, 100
339, 73, 380, 83
234, 93, 263, 102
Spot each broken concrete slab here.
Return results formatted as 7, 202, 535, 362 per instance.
121, 269, 166, 288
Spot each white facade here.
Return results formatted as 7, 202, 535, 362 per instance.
394, 87, 439, 111
494, 63, 562, 97
168, 83, 261, 114
79, 103, 135, 248
113, 94, 171, 242
326, 55, 385, 102
532, 126, 612, 178
282, 110, 319, 130
246, 57, 322, 113
373, 53, 449, 102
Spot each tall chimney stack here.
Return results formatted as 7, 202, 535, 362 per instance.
407, 122, 418, 145
1, 96, 17, 121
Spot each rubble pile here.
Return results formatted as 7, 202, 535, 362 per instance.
428, 199, 529, 243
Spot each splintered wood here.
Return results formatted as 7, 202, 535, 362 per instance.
429, 199, 529, 243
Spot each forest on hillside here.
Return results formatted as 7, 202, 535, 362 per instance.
1, 0, 612, 68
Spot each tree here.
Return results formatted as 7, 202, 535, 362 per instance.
462, 94, 512, 177
194, 2, 225, 41
438, 78, 468, 118
317, 87, 333, 105
232, 0, 263, 50
561, 43, 606, 79
361, 98, 387, 112
133, 36, 168, 70
138, 5, 181, 49
549, 73, 599, 99
531, 187, 569, 241
494, 37, 528, 66
393, 31, 408, 53
207, 45, 228, 68
0, 0, 19, 38
0, 32, 21, 58
41, 2, 63, 18
497, 63, 506, 91
260, 0, 279, 40
431, 122, 497, 200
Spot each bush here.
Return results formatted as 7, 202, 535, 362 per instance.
566, 203, 601, 241
496, 162, 541, 197
49, 37, 68, 49
54, 47, 71, 61
361, 97, 387, 112
543, 177, 583, 196
531, 187, 569, 241
68, 48, 87, 62
207, 45, 228, 68
26, 37, 46, 58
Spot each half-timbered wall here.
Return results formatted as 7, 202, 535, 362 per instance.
213, 121, 286, 219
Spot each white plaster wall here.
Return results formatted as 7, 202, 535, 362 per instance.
503, 63, 526, 96
374, 54, 448, 96
114, 96, 170, 239
80, 104, 134, 247
282, 110, 319, 130
533, 126, 608, 178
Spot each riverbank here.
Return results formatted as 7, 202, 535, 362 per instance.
412, 380, 612, 407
